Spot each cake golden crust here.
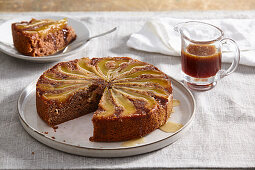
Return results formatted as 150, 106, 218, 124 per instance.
36, 57, 173, 142
12, 18, 76, 57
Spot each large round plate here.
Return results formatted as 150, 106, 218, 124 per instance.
18, 75, 196, 157
0, 16, 90, 62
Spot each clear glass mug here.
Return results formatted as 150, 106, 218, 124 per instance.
174, 21, 240, 91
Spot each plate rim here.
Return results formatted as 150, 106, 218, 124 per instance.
0, 15, 90, 62
17, 74, 196, 152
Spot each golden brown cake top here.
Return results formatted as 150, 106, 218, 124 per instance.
37, 57, 172, 118
13, 18, 68, 35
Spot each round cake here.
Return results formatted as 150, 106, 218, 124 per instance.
36, 57, 173, 142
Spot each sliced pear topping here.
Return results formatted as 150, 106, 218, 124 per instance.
113, 84, 168, 97
77, 59, 102, 77
59, 65, 96, 79
97, 59, 110, 78
121, 70, 162, 79
115, 78, 170, 88
44, 73, 89, 83
115, 87, 156, 109
16, 19, 54, 29
138, 78, 169, 87
44, 73, 65, 80
43, 84, 90, 102
97, 88, 115, 117
38, 83, 85, 91
39, 58, 172, 118
38, 84, 74, 91
97, 58, 130, 80
96, 59, 113, 79
44, 89, 75, 101
77, 59, 95, 72
119, 62, 147, 74
37, 84, 55, 91
112, 63, 148, 80
21, 18, 67, 36
60, 66, 85, 77
114, 59, 130, 67
111, 88, 136, 116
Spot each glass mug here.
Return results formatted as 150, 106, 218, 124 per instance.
174, 21, 240, 91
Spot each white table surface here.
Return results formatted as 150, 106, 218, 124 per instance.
0, 11, 255, 169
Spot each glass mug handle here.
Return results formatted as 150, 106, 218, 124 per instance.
217, 38, 240, 79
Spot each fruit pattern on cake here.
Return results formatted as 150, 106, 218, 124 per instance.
15, 18, 68, 35
38, 57, 172, 114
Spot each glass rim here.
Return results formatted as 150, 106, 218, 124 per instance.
178, 21, 224, 44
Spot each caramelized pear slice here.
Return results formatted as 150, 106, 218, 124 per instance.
43, 84, 91, 102
118, 62, 147, 74
37, 83, 84, 91
43, 73, 89, 83
111, 88, 136, 116
22, 18, 68, 36
115, 77, 170, 89
96, 88, 116, 117
111, 62, 147, 79
77, 58, 103, 78
113, 84, 169, 97
118, 69, 163, 80
16, 19, 54, 29
59, 65, 99, 79
96, 58, 130, 80
114, 87, 156, 110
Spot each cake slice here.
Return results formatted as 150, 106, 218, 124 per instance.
12, 18, 76, 57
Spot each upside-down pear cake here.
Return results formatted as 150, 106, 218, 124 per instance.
12, 18, 76, 57
36, 57, 173, 142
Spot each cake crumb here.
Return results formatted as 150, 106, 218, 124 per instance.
63, 140, 66, 142
53, 126, 58, 132
51, 136, 55, 139
31, 152, 34, 155
44, 132, 48, 134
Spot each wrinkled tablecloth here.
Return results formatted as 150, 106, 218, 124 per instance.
0, 11, 255, 169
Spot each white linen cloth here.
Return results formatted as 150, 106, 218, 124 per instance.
127, 18, 255, 66
0, 12, 255, 169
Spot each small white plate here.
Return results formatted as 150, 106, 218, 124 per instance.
0, 16, 90, 62
18, 75, 196, 157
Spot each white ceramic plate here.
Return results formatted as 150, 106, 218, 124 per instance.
18, 75, 196, 157
0, 16, 90, 62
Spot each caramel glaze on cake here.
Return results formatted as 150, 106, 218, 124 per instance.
12, 18, 76, 57
36, 57, 173, 142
